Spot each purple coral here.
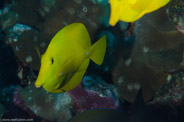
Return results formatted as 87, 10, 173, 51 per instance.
69, 84, 119, 113
13, 88, 36, 118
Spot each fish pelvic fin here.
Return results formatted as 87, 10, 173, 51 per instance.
89, 36, 106, 65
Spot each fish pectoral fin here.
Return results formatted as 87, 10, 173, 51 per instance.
61, 58, 90, 91
57, 73, 73, 89
60, 56, 81, 75
51, 73, 73, 93
59, 64, 89, 89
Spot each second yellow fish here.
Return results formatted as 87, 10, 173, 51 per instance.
109, 0, 170, 26
35, 23, 106, 93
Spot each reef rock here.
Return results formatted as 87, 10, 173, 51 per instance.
113, 5, 184, 103
18, 74, 120, 121
19, 83, 73, 122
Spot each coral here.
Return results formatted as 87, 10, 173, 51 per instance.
69, 75, 119, 113
13, 88, 36, 118
168, 0, 184, 34
18, 83, 73, 122
152, 71, 184, 107
0, 85, 35, 121
146, 70, 184, 122
17, 72, 119, 121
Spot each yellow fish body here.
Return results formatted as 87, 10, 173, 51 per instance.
109, 0, 170, 26
35, 23, 106, 93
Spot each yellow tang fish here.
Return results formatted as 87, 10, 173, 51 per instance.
109, 0, 170, 26
35, 23, 106, 93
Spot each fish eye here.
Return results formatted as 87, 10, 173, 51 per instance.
51, 57, 54, 64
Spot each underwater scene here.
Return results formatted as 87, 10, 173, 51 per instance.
1, 0, 184, 122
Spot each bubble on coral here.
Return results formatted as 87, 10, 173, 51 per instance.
25, 56, 32, 63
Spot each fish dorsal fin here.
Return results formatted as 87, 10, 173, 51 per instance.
50, 23, 91, 50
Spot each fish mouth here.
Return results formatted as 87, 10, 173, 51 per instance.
35, 80, 42, 88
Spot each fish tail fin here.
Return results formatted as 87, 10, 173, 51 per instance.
89, 36, 106, 65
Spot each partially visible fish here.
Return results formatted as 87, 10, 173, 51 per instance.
109, 0, 170, 26
68, 109, 128, 122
